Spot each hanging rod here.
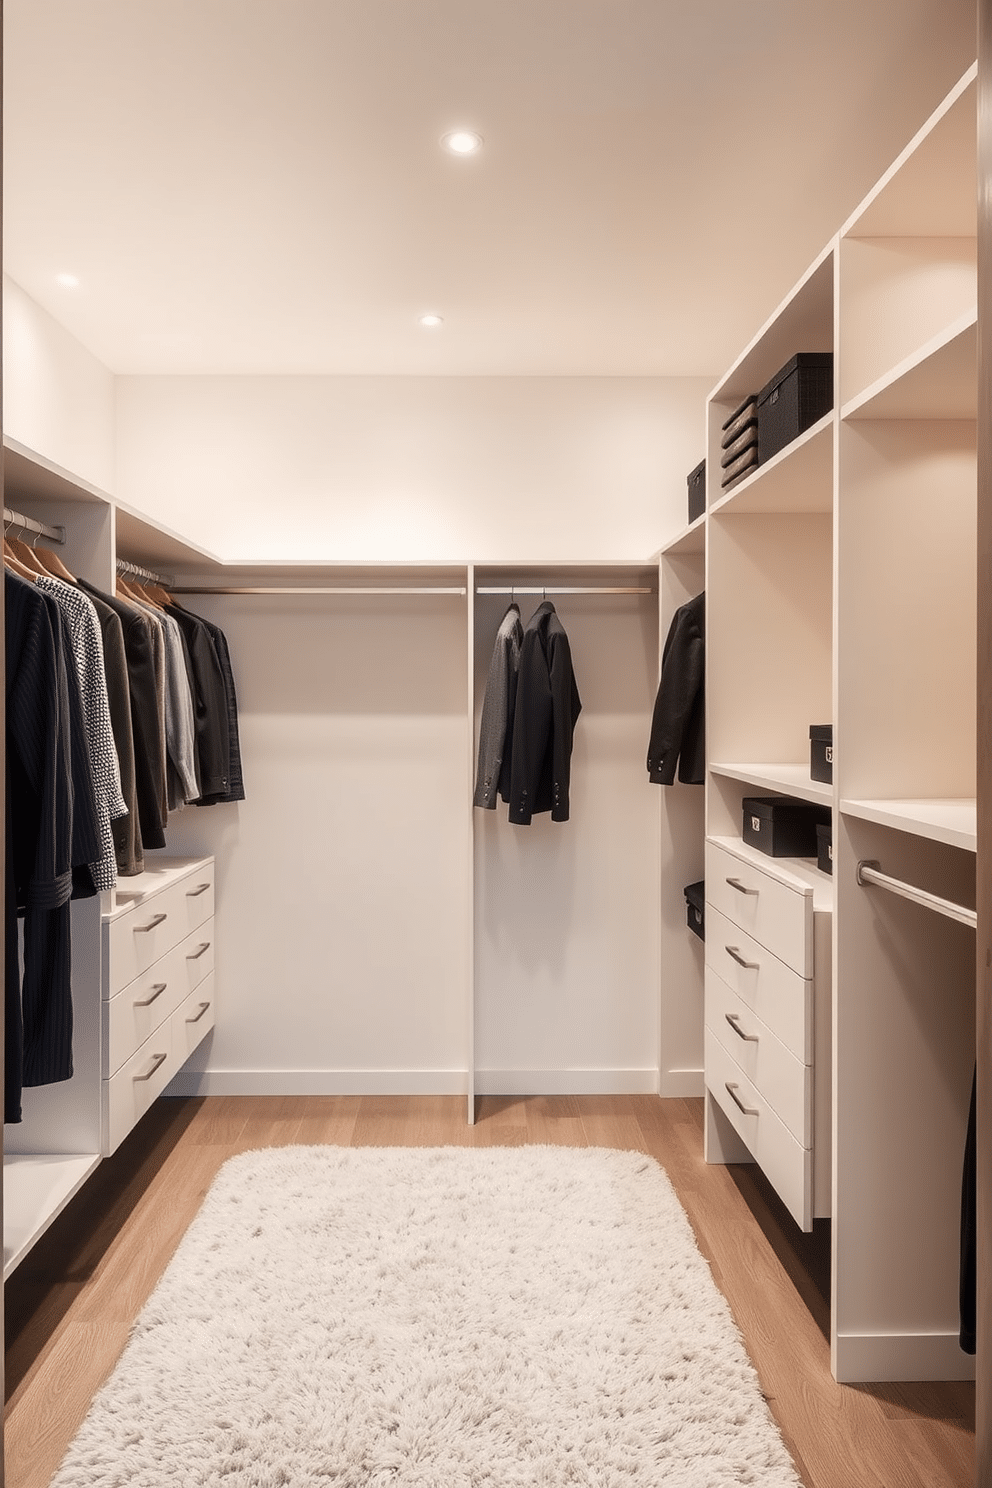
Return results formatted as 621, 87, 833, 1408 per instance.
169, 585, 467, 596
117, 557, 175, 588
856, 860, 977, 929
476, 586, 655, 596
3, 507, 65, 545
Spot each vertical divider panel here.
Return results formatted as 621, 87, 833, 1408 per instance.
466, 564, 476, 1124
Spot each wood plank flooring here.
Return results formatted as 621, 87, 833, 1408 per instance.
3, 1094, 976, 1487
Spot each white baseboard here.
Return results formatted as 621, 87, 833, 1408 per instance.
473, 1069, 658, 1096
659, 1068, 704, 1097
163, 1070, 470, 1097
832, 1330, 976, 1383
164, 1068, 661, 1099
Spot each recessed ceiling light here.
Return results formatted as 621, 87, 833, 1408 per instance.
56, 272, 79, 288
441, 130, 483, 156
418, 313, 444, 328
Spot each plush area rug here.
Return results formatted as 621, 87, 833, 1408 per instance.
52, 1145, 801, 1487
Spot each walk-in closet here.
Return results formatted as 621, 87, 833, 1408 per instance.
0, 3, 987, 1486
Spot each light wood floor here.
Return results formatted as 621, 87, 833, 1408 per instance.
3, 1094, 976, 1488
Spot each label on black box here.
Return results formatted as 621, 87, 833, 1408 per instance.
751, 815, 761, 833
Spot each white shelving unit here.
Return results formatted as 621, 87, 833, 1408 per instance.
2, 443, 222, 1276
701, 62, 978, 1384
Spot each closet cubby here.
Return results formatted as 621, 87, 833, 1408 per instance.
701, 61, 978, 1382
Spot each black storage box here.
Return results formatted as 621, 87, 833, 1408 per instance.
809, 724, 833, 784
742, 795, 830, 858
757, 353, 833, 464
684, 880, 705, 941
816, 822, 833, 875
687, 460, 706, 524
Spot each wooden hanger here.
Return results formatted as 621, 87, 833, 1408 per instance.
7, 535, 50, 577
3, 539, 39, 582
35, 544, 78, 584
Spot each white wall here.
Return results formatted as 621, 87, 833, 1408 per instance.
115, 374, 708, 561
3, 275, 116, 495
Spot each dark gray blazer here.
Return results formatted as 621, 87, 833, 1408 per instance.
508, 602, 581, 825
647, 590, 704, 786
474, 603, 523, 809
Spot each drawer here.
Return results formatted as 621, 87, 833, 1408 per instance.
104, 923, 215, 1077
706, 1028, 813, 1231
705, 965, 812, 1145
172, 973, 216, 1066
104, 1019, 177, 1156
705, 904, 812, 1062
706, 839, 813, 976
106, 862, 215, 996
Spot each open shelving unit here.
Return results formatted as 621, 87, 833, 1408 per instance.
699, 61, 978, 1384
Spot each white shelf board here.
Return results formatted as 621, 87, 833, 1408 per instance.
709, 415, 833, 516
4, 1152, 102, 1278
707, 834, 834, 913
710, 762, 832, 807
841, 310, 977, 421
840, 798, 976, 852
660, 515, 705, 556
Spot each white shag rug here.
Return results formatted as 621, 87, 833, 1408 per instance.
52, 1145, 802, 1487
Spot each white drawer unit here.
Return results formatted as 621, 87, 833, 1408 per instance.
706, 837, 814, 977
105, 861, 215, 998
706, 1028, 813, 1231
704, 834, 831, 1232
705, 904, 812, 1062
705, 965, 811, 1145
101, 857, 216, 1155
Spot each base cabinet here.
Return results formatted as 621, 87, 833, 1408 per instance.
101, 856, 216, 1155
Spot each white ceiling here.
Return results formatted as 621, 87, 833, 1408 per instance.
2, 0, 978, 378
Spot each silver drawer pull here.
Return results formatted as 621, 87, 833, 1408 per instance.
186, 882, 212, 898
725, 1012, 759, 1043
134, 1051, 168, 1082
186, 942, 211, 961
725, 1081, 759, 1117
725, 877, 758, 896
186, 1001, 211, 1024
725, 945, 760, 970
133, 982, 167, 1008
135, 912, 168, 934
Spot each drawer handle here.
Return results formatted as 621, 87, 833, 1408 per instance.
726, 877, 758, 896
134, 1051, 168, 1082
133, 981, 167, 1008
725, 945, 760, 970
725, 1081, 759, 1117
725, 1012, 759, 1043
186, 1001, 212, 1024
135, 913, 168, 934
186, 942, 211, 961
186, 882, 212, 898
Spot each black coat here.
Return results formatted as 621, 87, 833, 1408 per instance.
647, 590, 704, 786
508, 602, 581, 824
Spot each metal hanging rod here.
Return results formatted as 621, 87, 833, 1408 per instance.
117, 557, 175, 588
169, 585, 467, 597
3, 507, 65, 545
856, 860, 977, 929
476, 586, 655, 596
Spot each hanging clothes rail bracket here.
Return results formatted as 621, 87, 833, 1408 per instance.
856, 859, 977, 929
3, 507, 65, 546
476, 586, 654, 596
